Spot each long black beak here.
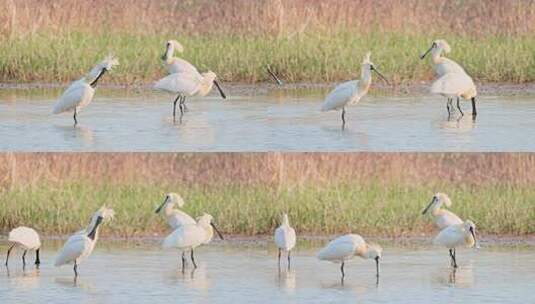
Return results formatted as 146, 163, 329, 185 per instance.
87, 216, 103, 240
470, 227, 477, 247
161, 44, 170, 61
90, 68, 107, 88
267, 66, 283, 85
155, 197, 168, 214
420, 46, 433, 60
375, 256, 380, 277
211, 222, 224, 240
213, 80, 226, 99
422, 197, 436, 215
371, 67, 389, 85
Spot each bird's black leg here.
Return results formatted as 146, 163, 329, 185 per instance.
5, 244, 15, 266
35, 249, 40, 266
340, 262, 345, 285
287, 250, 291, 270
180, 96, 188, 112
471, 97, 477, 117
278, 249, 281, 268
73, 108, 78, 127
74, 260, 78, 277
456, 98, 464, 116
22, 250, 27, 265
341, 108, 346, 130
181, 251, 186, 271
190, 249, 197, 269
449, 249, 458, 268
173, 95, 181, 122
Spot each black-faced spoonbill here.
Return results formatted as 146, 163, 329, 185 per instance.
154, 71, 226, 122
422, 192, 463, 229
321, 52, 388, 129
318, 234, 382, 282
420, 40, 478, 117
155, 192, 196, 229
161, 40, 200, 76
162, 213, 223, 270
5, 227, 41, 267
274, 213, 296, 269
433, 220, 477, 268
52, 55, 119, 126
54, 206, 114, 277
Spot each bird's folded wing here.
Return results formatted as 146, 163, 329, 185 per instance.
154, 73, 200, 94
431, 73, 474, 95
321, 80, 358, 111
52, 80, 92, 114
54, 234, 89, 266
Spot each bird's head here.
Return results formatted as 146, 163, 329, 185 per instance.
198, 213, 224, 240
420, 39, 451, 59
203, 71, 227, 99
162, 40, 184, 60
361, 51, 389, 84
464, 220, 477, 246
154, 192, 184, 213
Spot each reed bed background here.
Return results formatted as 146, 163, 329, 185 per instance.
1, 153, 534, 237
1, 0, 535, 84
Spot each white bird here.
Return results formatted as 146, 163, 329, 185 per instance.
321, 52, 388, 129
420, 39, 478, 117
161, 40, 201, 76
433, 220, 477, 268
54, 206, 114, 276
422, 192, 463, 229
52, 55, 119, 126
5, 226, 41, 267
154, 70, 227, 122
162, 213, 223, 270
274, 213, 296, 269
318, 234, 382, 281
155, 193, 196, 229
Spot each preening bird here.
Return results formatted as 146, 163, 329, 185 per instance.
274, 213, 296, 269
52, 55, 119, 126
161, 40, 201, 76
422, 192, 463, 229
433, 220, 478, 268
321, 52, 388, 129
54, 206, 114, 276
420, 40, 478, 117
5, 227, 41, 267
162, 213, 223, 270
318, 234, 382, 282
155, 192, 196, 229
154, 70, 227, 122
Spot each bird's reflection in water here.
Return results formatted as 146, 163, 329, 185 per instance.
170, 264, 210, 291
54, 124, 94, 146
5, 266, 41, 290
277, 268, 296, 292
432, 265, 474, 288
440, 115, 477, 133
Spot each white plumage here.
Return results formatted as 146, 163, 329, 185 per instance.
321, 52, 388, 129
162, 40, 201, 76
422, 192, 463, 229
421, 39, 478, 117
318, 233, 382, 280
274, 214, 296, 268
54, 206, 114, 276
433, 220, 477, 268
6, 226, 41, 266
162, 213, 223, 269
52, 55, 119, 125
155, 193, 196, 230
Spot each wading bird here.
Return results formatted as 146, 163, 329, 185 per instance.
321, 52, 388, 129
162, 213, 223, 270
161, 40, 200, 76
154, 71, 227, 122
420, 40, 478, 117
433, 220, 477, 268
54, 207, 114, 277
274, 213, 296, 269
317, 234, 382, 282
422, 192, 463, 229
155, 192, 196, 229
5, 227, 41, 267
52, 55, 119, 126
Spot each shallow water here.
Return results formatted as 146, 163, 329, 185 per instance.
1, 88, 535, 151
0, 242, 534, 303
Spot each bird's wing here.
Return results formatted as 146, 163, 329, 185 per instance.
274, 226, 296, 250
52, 80, 94, 114
433, 225, 462, 248
321, 80, 358, 111
162, 225, 202, 249
439, 58, 466, 75
153, 72, 200, 95
317, 234, 363, 261
54, 234, 89, 266
167, 58, 201, 76
169, 209, 197, 229
8, 227, 41, 249
431, 73, 474, 96
437, 210, 463, 228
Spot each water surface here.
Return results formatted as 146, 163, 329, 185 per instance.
0, 242, 533, 303
1, 88, 535, 151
